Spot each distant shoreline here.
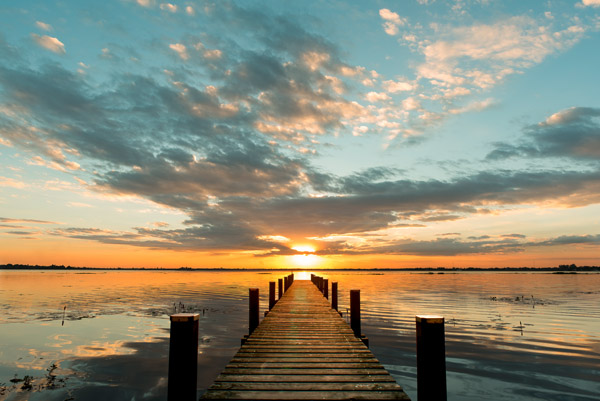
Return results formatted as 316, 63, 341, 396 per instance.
1, 263, 598, 272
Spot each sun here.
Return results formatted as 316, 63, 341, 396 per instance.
290, 245, 321, 267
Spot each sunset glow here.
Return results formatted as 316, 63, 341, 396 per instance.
1, 1, 600, 268
289, 246, 321, 267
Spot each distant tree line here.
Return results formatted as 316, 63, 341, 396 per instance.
0, 263, 598, 271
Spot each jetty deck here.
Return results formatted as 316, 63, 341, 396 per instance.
201, 280, 410, 400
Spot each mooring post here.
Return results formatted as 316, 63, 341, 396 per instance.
350, 290, 361, 337
323, 278, 329, 299
311, 274, 315, 284
278, 278, 283, 300
416, 315, 447, 401
269, 281, 276, 310
167, 313, 199, 401
332, 282, 338, 311
249, 288, 259, 335
318, 277, 323, 293
284, 276, 288, 291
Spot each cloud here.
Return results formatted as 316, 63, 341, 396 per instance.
448, 98, 495, 115
487, 107, 600, 161
417, 16, 586, 91
203, 49, 222, 59
382, 79, 414, 93
365, 91, 390, 103
379, 9, 406, 36
35, 21, 52, 31
136, 0, 153, 7
31, 34, 65, 54
160, 3, 177, 13
579, 0, 600, 7
0, 217, 58, 224
169, 43, 188, 60
0, 176, 27, 188
402, 97, 421, 111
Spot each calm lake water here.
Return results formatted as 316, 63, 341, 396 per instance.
0, 270, 599, 401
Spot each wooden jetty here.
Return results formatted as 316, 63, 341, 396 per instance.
200, 279, 411, 400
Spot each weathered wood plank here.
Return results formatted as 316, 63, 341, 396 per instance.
214, 375, 397, 383
201, 390, 409, 400
209, 382, 405, 391
220, 368, 391, 376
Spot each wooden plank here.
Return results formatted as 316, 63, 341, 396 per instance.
214, 375, 397, 383
208, 382, 405, 391
220, 368, 391, 376
225, 363, 385, 369
201, 280, 411, 400
201, 390, 409, 400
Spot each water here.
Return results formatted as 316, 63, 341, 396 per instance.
0, 270, 599, 400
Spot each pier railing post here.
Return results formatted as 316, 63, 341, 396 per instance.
416, 315, 447, 401
278, 278, 283, 300
332, 282, 338, 311
350, 290, 361, 337
167, 313, 199, 401
269, 281, 275, 310
284, 276, 289, 291
323, 278, 329, 299
249, 288, 259, 335
350, 290, 368, 347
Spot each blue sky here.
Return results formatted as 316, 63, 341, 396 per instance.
1, 0, 600, 268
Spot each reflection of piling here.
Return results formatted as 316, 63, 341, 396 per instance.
269, 281, 276, 310
249, 288, 259, 335
416, 315, 446, 401
168, 313, 199, 401
332, 282, 338, 311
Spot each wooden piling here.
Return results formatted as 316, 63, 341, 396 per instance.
269, 281, 276, 310
278, 278, 283, 300
332, 282, 338, 311
324, 278, 329, 299
168, 313, 199, 401
249, 288, 259, 335
416, 315, 446, 401
350, 290, 361, 338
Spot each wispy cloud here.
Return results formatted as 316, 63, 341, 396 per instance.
0, 217, 58, 224
35, 21, 52, 31
31, 34, 66, 54
0, 176, 27, 189
160, 3, 177, 13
